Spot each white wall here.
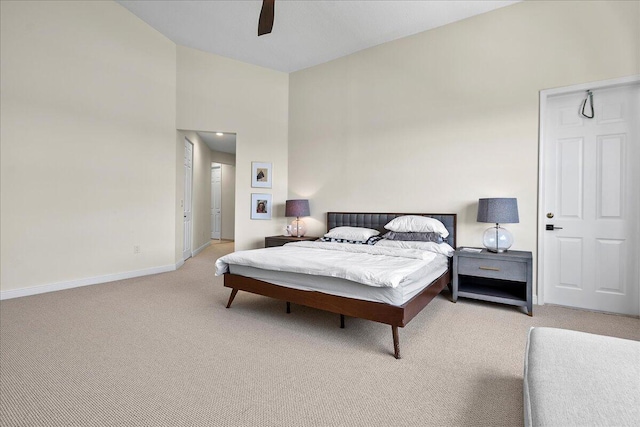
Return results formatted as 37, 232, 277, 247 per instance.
176, 46, 289, 251
1, 1, 177, 294
288, 1, 640, 287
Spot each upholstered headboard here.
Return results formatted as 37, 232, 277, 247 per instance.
326, 212, 457, 248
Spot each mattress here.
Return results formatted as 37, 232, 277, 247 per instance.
217, 240, 452, 305
229, 254, 448, 306
216, 240, 450, 287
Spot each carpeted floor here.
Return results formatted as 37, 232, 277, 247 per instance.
1, 241, 638, 426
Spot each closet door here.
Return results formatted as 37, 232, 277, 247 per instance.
542, 84, 639, 315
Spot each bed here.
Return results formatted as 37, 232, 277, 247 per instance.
217, 212, 457, 358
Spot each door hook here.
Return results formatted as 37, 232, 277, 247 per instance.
580, 90, 594, 119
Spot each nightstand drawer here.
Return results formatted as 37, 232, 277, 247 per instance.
265, 237, 284, 248
458, 257, 526, 282
265, 235, 319, 248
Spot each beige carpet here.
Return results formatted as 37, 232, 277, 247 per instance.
1, 241, 638, 426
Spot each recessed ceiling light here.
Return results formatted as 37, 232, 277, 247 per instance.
216, 132, 224, 136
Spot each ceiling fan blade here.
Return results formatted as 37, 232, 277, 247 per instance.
258, 0, 275, 36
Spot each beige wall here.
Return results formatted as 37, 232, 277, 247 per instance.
176, 46, 289, 250
1, 1, 289, 295
1, 1, 177, 293
288, 1, 640, 286
3, 0, 637, 297
211, 151, 236, 167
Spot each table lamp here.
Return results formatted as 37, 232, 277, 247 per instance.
477, 198, 519, 252
285, 199, 310, 237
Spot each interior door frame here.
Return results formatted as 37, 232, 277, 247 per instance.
211, 163, 222, 240
183, 137, 194, 261
537, 74, 640, 306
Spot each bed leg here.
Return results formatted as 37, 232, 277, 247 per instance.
340, 314, 345, 329
392, 326, 401, 359
286, 302, 291, 314
225, 288, 238, 308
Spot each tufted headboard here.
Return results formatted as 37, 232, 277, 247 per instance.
327, 212, 457, 248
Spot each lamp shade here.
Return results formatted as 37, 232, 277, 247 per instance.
285, 199, 310, 218
477, 198, 519, 224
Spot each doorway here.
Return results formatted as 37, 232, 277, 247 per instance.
183, 138, 194, 261
211, 163, 222, 239
538, 76, 639, 316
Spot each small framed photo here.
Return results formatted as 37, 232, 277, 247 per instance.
252, 162, 272, 188
251, 193, 272, 220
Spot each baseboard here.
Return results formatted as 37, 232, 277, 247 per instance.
0, 264, 177, 301
192, 240, 211, 257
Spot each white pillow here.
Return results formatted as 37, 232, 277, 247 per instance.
324, 226, 380, 241
384, 215, 449, 238
376, 240, 455, 257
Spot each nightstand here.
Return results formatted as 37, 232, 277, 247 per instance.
452, 248, 533, 316
264, 235, 319, 248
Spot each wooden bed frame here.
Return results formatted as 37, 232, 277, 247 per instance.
224, 212, 457, 359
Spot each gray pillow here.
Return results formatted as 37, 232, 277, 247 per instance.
382, 231, 443, 243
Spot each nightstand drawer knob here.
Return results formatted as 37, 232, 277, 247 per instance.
479, 266, 500, 272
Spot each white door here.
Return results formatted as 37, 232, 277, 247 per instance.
542, 83, 639, 315
211, 165, 222, 239
183, 139, 193, 261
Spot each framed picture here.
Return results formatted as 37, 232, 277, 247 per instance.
251, 162, 272, 188
251, 193, 272, 220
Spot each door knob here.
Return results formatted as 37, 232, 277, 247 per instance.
545, 224, 563, 231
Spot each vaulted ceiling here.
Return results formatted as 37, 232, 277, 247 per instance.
117, 1, 520, 73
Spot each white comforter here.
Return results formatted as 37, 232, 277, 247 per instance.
215, 241, 443, 288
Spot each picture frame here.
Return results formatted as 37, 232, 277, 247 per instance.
251, 162, 272, 188
251, 193, 272, 220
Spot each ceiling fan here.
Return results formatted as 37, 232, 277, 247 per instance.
258, 0, 275, 36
